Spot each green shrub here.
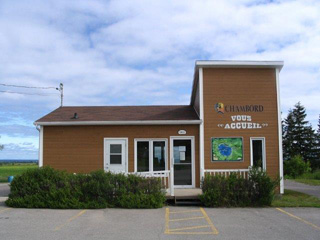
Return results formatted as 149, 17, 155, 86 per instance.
199, 168, 279, 207
6, 167, 165, 209
284, 155, 311, 178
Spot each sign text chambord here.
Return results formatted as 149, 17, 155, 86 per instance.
215, 102, 268, 130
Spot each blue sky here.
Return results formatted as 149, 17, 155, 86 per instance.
0, 0, 319, 159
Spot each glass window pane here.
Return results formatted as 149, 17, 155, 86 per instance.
153, 141, 165, 171
137, 141, 149, 172
110, 144, 122, 154
253, 140, 263, 168
110, 155, 122, 164
173, 140, 191, 163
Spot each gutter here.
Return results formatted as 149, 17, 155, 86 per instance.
34, 120, 203, 126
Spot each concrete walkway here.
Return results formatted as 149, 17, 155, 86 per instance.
285, 180, 320, 199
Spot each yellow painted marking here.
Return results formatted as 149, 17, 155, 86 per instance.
165, 207, 219, 235
169, 216, 205, 222
0, 208, 11, 214
200, 207, 219, 234
54, 210, 87, 231
165, 208, 170, 234
276, 208, 320, 231
170, 225, 210, 232
166, 231, 216, 235
169, 209, 201, 214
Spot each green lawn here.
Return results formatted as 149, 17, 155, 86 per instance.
272, 189, 320, 208
0, 163, 38, 182
293, 179, 320, 186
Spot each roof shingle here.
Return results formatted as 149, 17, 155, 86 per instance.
35, 105, 199, 123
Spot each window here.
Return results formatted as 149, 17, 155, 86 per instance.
110, 144, 122, 164
250, 138, 266, 170
135, 139, 167, 172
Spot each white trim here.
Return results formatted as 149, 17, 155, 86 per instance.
103, 138, 128, 173
39, 126, 44, 167
276, 68, 284, 194
134, 138, 168, 173
250, 137, 266, 171
196, 60, 284, 71
199, 67, 205, 182
170, 136, 195, 188
34, 120, 202, 126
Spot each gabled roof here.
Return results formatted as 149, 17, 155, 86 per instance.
35, 105, 200, 126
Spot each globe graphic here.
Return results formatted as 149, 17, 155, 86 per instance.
218, 144, 232, 157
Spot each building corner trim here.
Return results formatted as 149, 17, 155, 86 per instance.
199, 68, 205, 182
39, 126, 44, 167
276, 68, 284, 194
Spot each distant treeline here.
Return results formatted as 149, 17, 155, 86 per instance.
0, 160, 38, 163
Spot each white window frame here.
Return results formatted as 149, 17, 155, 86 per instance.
134, 138, 168, 173
250, 137, 266, 170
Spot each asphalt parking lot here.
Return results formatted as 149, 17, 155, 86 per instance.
0, 204, 319, 240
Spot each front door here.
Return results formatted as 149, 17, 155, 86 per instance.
104, 139, 127, 173
171, 137, 194, 188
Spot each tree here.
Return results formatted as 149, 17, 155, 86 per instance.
0, 135, 3, 151
318, 114, 320, 135
282, 102, 319, 170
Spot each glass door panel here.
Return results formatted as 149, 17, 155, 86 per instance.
173, 139, 192, 186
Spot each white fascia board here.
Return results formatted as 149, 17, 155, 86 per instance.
196, 60, 284, 71
34, 120, 202, 126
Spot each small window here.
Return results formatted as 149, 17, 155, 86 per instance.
110, 144, 122, 164
135, 139, 167, 172
250, 138, 266, 170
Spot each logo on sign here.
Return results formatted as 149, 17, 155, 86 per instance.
214, 103, 225, 114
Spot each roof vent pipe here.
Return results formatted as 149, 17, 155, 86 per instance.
71, 113, 78, 119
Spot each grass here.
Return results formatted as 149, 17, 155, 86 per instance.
272, 189, 320, 208
0, 163, 38, 183
293, 179, 320, 186
285, 170, 320, 186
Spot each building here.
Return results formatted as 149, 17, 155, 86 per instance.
34, 60, 284, 195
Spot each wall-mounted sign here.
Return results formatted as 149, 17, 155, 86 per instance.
212, 137, 243, 161
178, 130, 186, 135
217, 115, 268, 130
215, 102, 264, 114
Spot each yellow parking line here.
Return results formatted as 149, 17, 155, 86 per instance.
165, 208, 170, 234
170, 225, 210, 232
0, 208, 11, 214
276, 208, 320, 231
165, 207, 219, 235
166, 231, 216, 235
169, 209, 201, 214
169, 216, 205, 222
200, 207, 219, 234
54, 210, 87, 231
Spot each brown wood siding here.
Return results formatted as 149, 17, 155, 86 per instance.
203, 68, 280, 179
43, 125, 200, 187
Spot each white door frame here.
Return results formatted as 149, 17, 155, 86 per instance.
104, 138, 128, 173
250, 137, 266, 171
170, 136, 195, 188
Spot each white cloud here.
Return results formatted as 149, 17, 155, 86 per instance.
0, 0, 320, 158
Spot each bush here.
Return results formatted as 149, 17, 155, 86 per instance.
6, 167, 165, 209
199, 168, 279, 207
284, 155, 311, 178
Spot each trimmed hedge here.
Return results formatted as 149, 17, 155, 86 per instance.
199, 168, 279, 207
6, 167, 165, 209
